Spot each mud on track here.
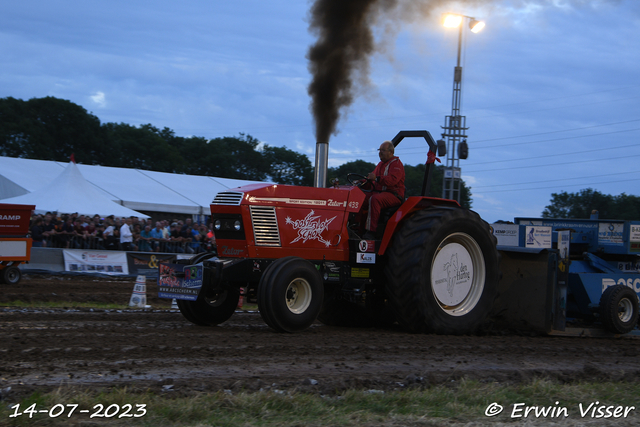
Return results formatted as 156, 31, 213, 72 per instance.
1, 274, 640, 400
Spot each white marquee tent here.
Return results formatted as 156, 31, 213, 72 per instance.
0, 156, 264, 217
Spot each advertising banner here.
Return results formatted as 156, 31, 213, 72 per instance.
629, 223, 640, 253
525, 226, 552, 248
158, 262, 203, 301
63, 249, 129, 274
598, 222, 624, 245
490, 223, 519, 247
126, 252, 176, 278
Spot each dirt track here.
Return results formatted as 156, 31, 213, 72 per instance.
1, 274, 640, 400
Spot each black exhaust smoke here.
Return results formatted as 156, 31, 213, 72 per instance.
307, 0, 393, 144
307, 0, 398, 186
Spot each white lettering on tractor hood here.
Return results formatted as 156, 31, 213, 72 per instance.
285, 210, 337, 247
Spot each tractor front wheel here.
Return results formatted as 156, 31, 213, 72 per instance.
258, 257, 323, 332
177, 287, 240, 326
385, 208, 499, 334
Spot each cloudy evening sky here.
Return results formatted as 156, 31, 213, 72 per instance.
1, 0, 639, 223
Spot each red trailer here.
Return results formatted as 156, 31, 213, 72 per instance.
0, 203, 34, 284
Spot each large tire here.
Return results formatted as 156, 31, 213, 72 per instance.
177, 287, 240, 326
258, 257, 323, 333
385, 207, 499, 334
1, 266, 21, 285
599, 285, 639, 334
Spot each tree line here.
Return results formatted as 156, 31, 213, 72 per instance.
0, 96, 472, 206
543, 188, 640, 220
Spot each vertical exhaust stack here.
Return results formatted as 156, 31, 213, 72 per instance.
313, 141, 329, 187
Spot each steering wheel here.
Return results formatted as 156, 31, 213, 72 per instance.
347, 173, 366, 186
346, 173, 372, 192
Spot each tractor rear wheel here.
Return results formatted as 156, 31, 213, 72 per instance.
599, 285, 639, 334
258, 257, 323, 332
385, 207, 499, 334
1, 266, 21, 285
177, 287, 240, 326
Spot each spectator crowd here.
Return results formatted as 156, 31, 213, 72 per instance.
28, 213, 216, 254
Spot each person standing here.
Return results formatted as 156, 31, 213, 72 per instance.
30, 218, 45, 248
120, 217, 133, 252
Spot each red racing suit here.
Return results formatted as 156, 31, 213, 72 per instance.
363, 156, 405, 233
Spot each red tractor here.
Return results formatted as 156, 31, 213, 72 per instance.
158, 131, 500, 334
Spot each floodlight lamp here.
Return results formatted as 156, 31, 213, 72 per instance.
443, 14, 462, 28
469, 19, 485, 33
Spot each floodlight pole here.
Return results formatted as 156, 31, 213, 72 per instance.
442, 16, 477, 204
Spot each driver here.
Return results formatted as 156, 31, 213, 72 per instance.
360, 140, 405, 239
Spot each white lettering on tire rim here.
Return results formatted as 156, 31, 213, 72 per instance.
431, 232, 486, 316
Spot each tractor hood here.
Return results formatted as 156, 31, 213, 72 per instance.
211, 183, 365, 214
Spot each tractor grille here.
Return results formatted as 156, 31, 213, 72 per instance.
212, 191, 244, 205
250, 206, 281, 247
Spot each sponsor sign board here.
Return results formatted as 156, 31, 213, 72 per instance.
630, 224, 640, 253
558, 230, 570, 262
525, 226, 552, 248
490, 223, 519, 247
63, 249, 128, 274
598, 222, 624, 245
126, 252, 176, 277
158, 263, 203, 301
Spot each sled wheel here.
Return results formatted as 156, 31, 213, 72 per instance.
177, 286, 240, 326
385, 207, 500, 334
258, 257, 323, 333
2, 266, 21, 285
599, 285, 639, 334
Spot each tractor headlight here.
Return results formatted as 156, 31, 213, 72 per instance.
210, 215, 245, 240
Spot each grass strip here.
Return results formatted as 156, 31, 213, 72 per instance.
1, 379, 639, 426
